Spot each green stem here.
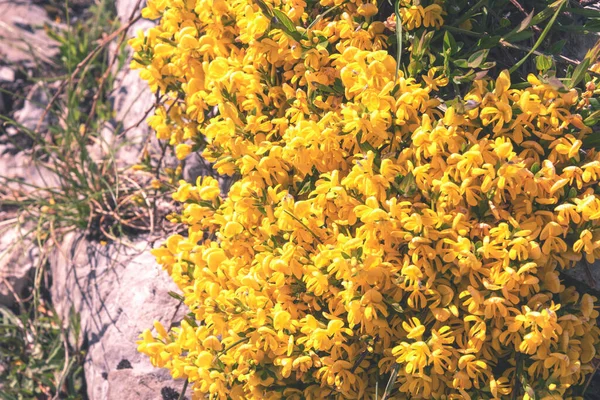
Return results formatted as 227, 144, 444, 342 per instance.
456, 0, 487, 26
307, 4, 342, 30
394, 0, 402, 83
444, 25, 485, 37
177, 379, 189, 400
509, 0, 566, 73
511, 353, 522, 400
220, 336, 250, 355
284, 210, 324, 244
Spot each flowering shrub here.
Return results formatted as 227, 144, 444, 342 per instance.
132, 0, 600, 398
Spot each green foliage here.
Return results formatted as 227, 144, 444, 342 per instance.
391, 0, 600, 88
0, 299, 85, 399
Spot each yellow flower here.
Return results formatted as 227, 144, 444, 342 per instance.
357, 3, 378, 17
422, 4, 445, 28
175, 143, 192, 160
141, 0, 167, 19
457, 355, 487, 388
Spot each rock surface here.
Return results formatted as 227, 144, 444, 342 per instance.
0, 83, 59, 191
0, 67, 15, 83
0, 221, 39, 306
563, 260, 600, 295
50, 232, 190, 400
0, 1, 60, 66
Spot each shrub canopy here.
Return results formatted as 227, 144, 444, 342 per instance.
132, 0, 600, 398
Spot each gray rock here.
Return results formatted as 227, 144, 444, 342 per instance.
50, 232, 190, 400
0, 221, 39, 306
0, 82, 59, 193
12, 81, 49, 133
183, 152, 210, 183
563, 259, 600, 294
45, 2, 193, 397
109, 55, 157, 164
0, 2, 60, 66
0, 85, 57, 308
101, 0, 181, 171
106, 369, 189, 400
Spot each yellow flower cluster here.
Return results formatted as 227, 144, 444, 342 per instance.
132, 0, 600, 398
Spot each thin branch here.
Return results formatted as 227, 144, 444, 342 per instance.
177, 379, 189, 400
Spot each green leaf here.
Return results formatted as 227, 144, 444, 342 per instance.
333, 78, 344, 94
394, 0, 403, 83
503, 2, 561, 42
183, 315, 198, 327
314, 82, 343, 95
168, 291, 185, 301
467, 49, 488, 68
443, 31, 457, 54
510, 0, 567, 73
477, 35, 501, 48
584, 110, 600, 127
272, 9, 304, 41
531, 1, 562, 25
453, 59, 469, 68
568, 187, 578, 199
565, 7, 600, 18
568, 39, 600, 88
548, 39, 566, 54
411, 30, 434, 61
397, 172, 417, 196
453, 70, 477, 84
297, 179, 314, 195
157, 36, 178, 46
389, 303, 404, 313
557, 22, 600, 33
535, 55, 553, 73
583, 132, 600, 150
504, 30, 534, 43
408, 60, 423, 76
